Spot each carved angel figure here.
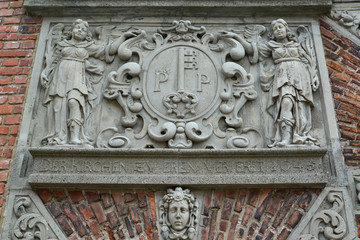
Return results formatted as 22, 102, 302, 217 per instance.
159, 187, 199, 240
41, 19, 136, 146
222, 19, 319, 147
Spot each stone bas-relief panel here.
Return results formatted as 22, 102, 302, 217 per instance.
30, 19, 326, 150
26, 18, 329, 186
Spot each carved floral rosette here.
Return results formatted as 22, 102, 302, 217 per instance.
98, 20, 259, 149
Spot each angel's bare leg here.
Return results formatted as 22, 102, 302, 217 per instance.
68, 98, 82, 144
278, 96, 294, 146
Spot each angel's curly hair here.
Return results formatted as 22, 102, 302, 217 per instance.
269, 19, 297, 42
66, 19, 93, 41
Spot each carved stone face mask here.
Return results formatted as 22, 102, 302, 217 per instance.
168, 199, 190, 231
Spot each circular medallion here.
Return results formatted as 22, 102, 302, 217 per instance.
143, 44, 220, 121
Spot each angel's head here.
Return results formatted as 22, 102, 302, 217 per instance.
269, 19, 296, 42
68, 19, 93, 42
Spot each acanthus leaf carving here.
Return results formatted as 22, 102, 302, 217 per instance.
221, 62, 257, 128
330, 10, 360, 38
104, 62, 142, 127
297, 191, 347, 240
12, 197, 56, 240
158, 20, 206, 43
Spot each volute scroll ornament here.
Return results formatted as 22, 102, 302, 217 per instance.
12, 197, 56, 240
294, 190, 350, 240
330, 10, 360, 38
100, 20, 260, 149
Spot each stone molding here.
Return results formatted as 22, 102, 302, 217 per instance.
23, 0, 332, 17
28, 147, 328, 187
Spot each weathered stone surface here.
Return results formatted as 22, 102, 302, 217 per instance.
2, 3, 358, 239
28, 147, 327, 187
24, 0, 332, 17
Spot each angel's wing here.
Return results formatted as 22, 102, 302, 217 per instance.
243, 24, 266, 42
297, 26, 319, 91
244, 25, 274, 91
42, 23, 65, 83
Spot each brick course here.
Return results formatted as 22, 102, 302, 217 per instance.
38, 190, 160, 239
0, 0, 42, 223
0, 5, 357, 238
37, 189, 318, 239
320, 18, 360, 166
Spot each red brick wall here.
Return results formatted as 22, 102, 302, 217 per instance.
0, 0, 41, 222
0, 3, 359, 237
320, 18, 360, 167
37, 189, 317, 240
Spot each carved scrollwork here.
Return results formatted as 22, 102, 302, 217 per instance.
97, 19, 261, 149
118, 30, 146, 61
330, 10, 360, 38
298, 192, 347, 240
158, 20, 206, 43
12, 197, 55, 240
184, 122, 213, 142
96, 127, 131, 148
104, 62, 142, 127
221, 62, 257, 128
220, 36, 245, 61
148, 122, 177, 142
36, 19, 324, 149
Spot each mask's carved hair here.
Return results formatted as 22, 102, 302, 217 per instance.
159, 187, 199, 239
